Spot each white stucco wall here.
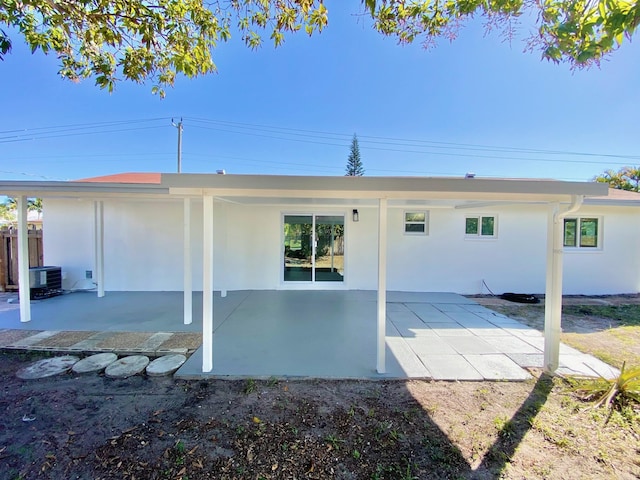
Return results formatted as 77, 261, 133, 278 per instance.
562, 206, 640, 294
387, 206, 549, 294
42, 198, 640, 295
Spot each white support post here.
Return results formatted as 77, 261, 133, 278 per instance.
16, 196, 31, 323
183, 198, 192, 325
202, 195, 214, 372
94, 201, 105, 298
219, 201, 227, 298
544, 203, 562, 372
377, 198, 388, 374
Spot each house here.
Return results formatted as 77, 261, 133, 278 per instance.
0, 172, 637, 374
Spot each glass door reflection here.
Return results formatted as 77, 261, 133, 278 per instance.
314, 215, 344, 282
283, 215, 313, 282
283, 214, 345, 283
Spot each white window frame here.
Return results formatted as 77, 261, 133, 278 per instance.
464, 215, 497, 239
563, 216, 602, 250
403, 210, 429, 235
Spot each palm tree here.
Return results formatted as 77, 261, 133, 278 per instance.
593, 167, 638, 191
622, 167, 640, 191
27, 198, 43, 213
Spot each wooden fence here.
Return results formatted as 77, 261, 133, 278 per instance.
0, 228, 44, 291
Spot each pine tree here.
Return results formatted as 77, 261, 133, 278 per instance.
345, 134, 364, 176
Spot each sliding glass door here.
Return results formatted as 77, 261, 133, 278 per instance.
283, 215, 313, 282
283, 214, 344, 283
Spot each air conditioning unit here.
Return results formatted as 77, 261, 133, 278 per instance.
29, 266, 63, 299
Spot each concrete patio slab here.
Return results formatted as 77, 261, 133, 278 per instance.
449, 316, 494, 328
385, 337, 431, 377
0, 290, 618, 381
442, 336, 500, 355
558, 354, 620, 378
403, 336, 457, 356
388, 292, 475, 304
390, 322, 438, 338
507, 353, 544, 368
502, 327, 545, 339
429, 324, 476, 337
479, 314, 521, 325
463, 354, 531, 380
461, 304, 493, 314
385, 303, 412, 312
482, 335, 542, 354
418, 355, 484, 380
467, 327, 513, 337
420, 316, 459, 325
406, 304, 456, 323
386, 310, 424, 324
433, 304, 469, 313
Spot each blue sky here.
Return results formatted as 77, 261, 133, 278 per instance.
1, 2, 638, 182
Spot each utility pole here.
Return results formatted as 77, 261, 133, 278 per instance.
172, 118, 183, 173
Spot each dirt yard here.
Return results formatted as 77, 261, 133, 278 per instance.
1, 351, 639, 479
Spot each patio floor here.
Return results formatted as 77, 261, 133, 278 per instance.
0, 290, 617, 380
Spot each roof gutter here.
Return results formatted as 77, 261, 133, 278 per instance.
555, 194, 584, 223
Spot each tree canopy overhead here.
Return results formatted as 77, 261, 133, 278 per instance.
1, 0, 638, 96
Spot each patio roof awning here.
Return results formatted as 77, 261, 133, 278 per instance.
0, 172, 609, 202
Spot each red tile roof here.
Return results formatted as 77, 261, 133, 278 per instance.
74, 173, 162, 184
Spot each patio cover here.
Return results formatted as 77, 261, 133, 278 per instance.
0, 173, 609, 375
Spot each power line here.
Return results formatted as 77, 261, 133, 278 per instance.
0, 125, 168, 144
186, 124, 634, 167
185, 116, 640, 161
0, 117, 171, 137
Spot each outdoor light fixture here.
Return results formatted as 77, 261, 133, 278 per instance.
352, 209, 359, 222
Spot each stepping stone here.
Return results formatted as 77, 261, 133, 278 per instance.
104, 355, 149, 379
146, 354, 187, 376
72, 353, 118, 374
16, 355, 79, 380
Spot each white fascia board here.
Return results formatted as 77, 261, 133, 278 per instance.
0, 181, 169, 197
163, 173, 608, 197
174, 188, 595, 204
0, 175, 609, 201
583, 198, 640, 207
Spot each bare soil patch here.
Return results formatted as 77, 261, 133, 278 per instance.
1, 351, 638, 480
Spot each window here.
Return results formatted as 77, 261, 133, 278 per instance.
404, 211, 428, 235
465, 215, 496, 237
564, 217, 600, 248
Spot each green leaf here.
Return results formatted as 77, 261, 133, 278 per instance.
615, 31, 624, 45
